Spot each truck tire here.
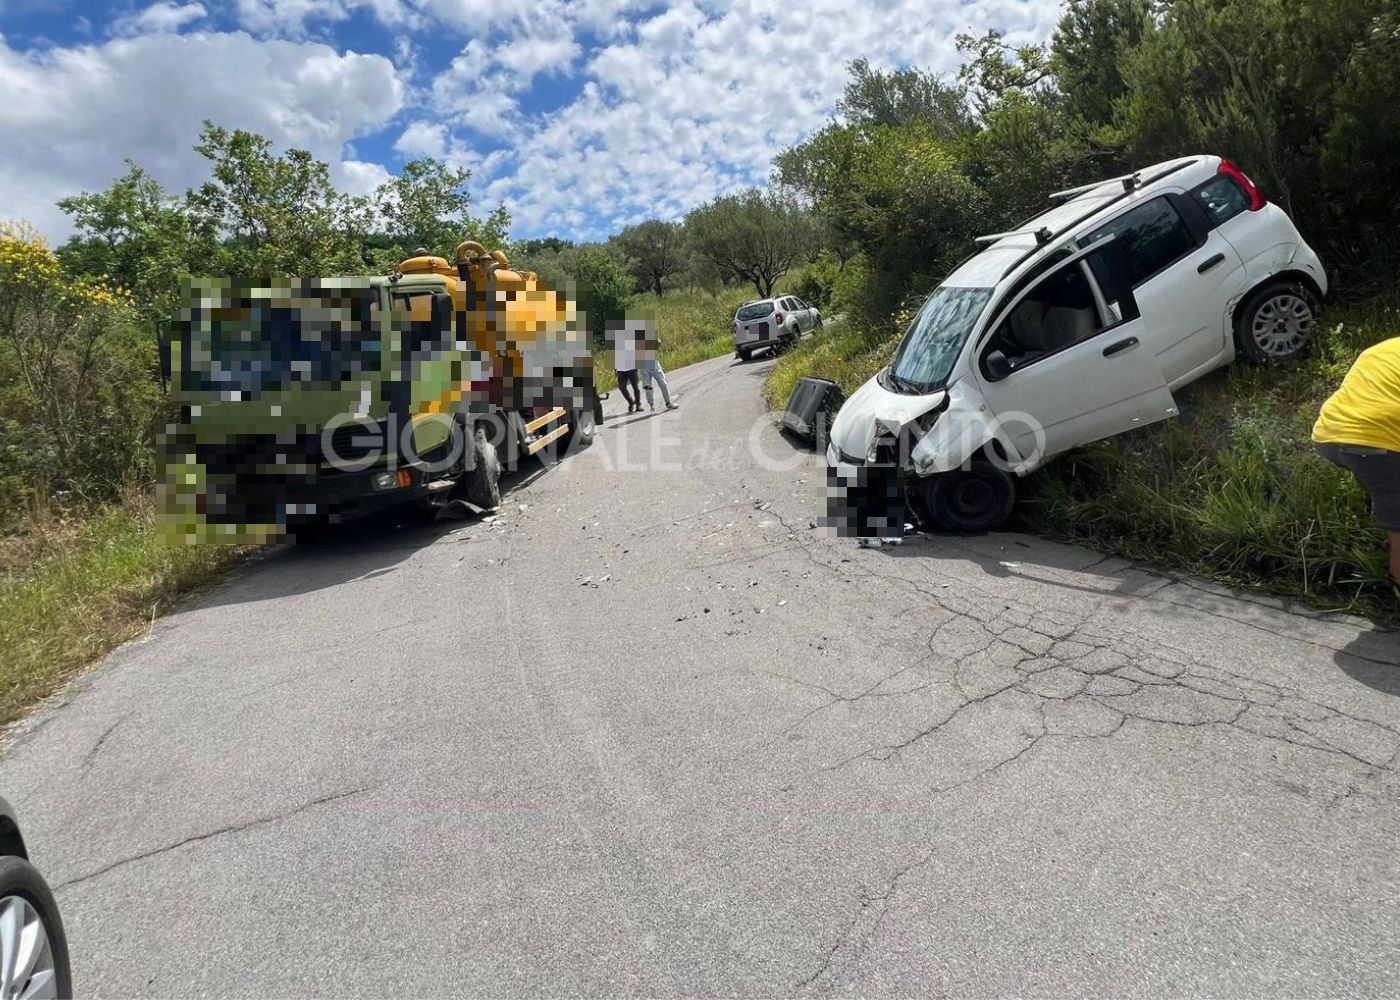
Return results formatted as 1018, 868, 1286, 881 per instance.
459, 425, 501, 510
568, 407, 596, 449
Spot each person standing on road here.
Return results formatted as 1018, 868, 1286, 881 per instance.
1314, 336, 1400, 587
609, 321, 642, 414
637, 325, 677, 412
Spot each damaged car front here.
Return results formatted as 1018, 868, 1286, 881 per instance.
825, 284, 997, 539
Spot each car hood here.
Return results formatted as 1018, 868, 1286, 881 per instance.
828, 371, 947, 461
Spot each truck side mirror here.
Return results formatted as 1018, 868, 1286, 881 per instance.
985, 349, 1012, 381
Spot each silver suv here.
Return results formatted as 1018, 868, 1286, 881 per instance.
733, 295, 821, 360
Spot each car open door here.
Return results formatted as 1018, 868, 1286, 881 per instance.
971, 239, 1178, 471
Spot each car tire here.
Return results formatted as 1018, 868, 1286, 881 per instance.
1234, 282, 1319, 364
458, 425, 502, 510
737, 348, 751, 362
922, 461, 1016, 533
0, 856, 72, 1000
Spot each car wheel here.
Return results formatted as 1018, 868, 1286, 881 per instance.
0, 856, 71, 1000
922, 461, 1016, 532
1235, 282, 1319, 364
737, 348, 751, 361
458, 425, 501, 509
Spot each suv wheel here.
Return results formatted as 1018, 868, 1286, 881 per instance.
0, 857, 71, 1000
1235, 283, 1318, 364
920, 461, 1016, 533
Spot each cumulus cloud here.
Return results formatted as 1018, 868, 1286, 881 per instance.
112, 2, 208, 35
472, 0, 1063, 238
0, 31, 405, 237
7, 0, 1066, 242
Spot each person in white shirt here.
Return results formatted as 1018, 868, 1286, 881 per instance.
609, 321, 641, 413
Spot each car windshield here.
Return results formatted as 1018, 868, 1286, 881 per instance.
736, 303, 773, 321
887, 286, 993, 393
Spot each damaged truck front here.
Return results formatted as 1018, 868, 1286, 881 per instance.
161, 243, 600, 543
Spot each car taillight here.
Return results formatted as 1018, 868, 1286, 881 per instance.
774, 310, 784, 326
1219, 159, 1266, 211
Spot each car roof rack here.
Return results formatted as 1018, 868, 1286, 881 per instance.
974, 226, 1054, 246
1051, 171, 1142, 202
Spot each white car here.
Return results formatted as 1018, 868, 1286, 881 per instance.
733, 295, 821, 360
827, 155, 1327, 533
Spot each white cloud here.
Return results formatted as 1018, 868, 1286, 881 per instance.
0, 31, 404, 238
233, 0, 418, 36
112, 1, 208, 35
470, 0, 1064, 238
394, 120, 448, 158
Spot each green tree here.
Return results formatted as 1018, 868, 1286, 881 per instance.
611, 219, 687, 295
187, 120, 366, 277
570, 248, 635, 341
372, 157, 510, 264
684, 189, 813, 298
57, 163, 214, 379
1050, 0, 1153, 127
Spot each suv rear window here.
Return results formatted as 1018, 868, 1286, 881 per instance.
1191, 175, 1251, 228
1084, 196, 1197, 288
737, 303, 773, 321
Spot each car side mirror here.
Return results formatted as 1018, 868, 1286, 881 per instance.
985, 349, 1012, 381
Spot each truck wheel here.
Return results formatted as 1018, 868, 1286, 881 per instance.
922, 461, 1015, 532
562, 407, 596, 456
459, 426, 501, 510
1234, 282, 1318, 364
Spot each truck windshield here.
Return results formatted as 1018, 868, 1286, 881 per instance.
887, 286, 992, 393
181, 286, 380, 395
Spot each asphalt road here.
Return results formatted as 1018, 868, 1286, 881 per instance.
7, 350, 1400, 997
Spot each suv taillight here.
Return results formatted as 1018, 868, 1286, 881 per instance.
774, 310, 784, 326
1219, 159, 1267, 211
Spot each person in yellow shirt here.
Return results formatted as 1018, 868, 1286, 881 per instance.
1314, 337, 1400, 586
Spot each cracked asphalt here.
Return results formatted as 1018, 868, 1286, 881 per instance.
6, 351, 1400, 996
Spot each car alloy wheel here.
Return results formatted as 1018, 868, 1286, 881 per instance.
1250, 291, 1314, 358
0, 895, 59, 1000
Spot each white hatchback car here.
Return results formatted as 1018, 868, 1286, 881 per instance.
733, 295, 821, 360
827, 155, 1327, 533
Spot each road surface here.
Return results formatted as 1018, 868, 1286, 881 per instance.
6, 352, 1400, 996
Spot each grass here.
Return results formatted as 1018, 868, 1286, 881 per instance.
764, 297, 1400, 619
593, 285, 754, 392
0, 496, 241, 727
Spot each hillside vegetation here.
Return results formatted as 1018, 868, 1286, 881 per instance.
761, 0, 1400, 616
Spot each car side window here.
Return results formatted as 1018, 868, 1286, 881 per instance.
782, 298, 797, 311
1189, 175, 1251, 229
1083, 196, 1198, 288
985, 261, 1111, 376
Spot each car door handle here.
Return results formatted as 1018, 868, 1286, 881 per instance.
1102, 337, 1139, 357
1197, 253, 1225, 273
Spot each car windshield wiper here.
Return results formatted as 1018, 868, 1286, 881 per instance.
884, 368, 927, 395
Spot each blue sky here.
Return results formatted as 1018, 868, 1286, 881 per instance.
0, 0, 1063, 243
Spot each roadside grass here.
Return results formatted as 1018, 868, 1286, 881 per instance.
763, 297, 1400, 618
0, 496, 241, 727
593, 286, 755, 393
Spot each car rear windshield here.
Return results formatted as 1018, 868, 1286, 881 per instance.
1191, 175, 1251, 228
888, 286, 993, 393
737, 303, 773, 321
